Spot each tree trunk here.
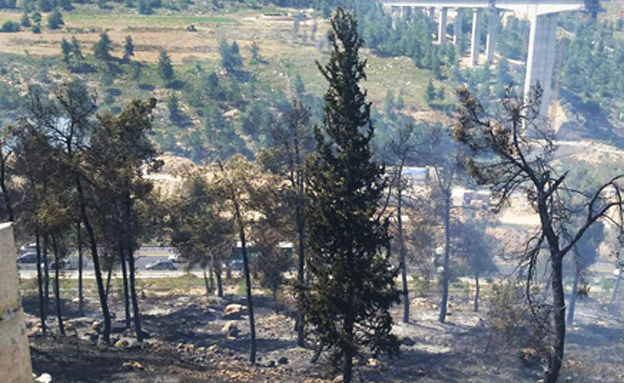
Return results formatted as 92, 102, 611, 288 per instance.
77, 222, 84, 317
77, 175, 111, 343
0, 154, 14, 222
397, 167, 409, 323
216, 269, 224, 298
610, 270, 622, 305
105, 266, 113, 298
296, 183, 306, 346
51, 236, 65, 336
545, 254, 566, 383
35, 233, 47, 333
119, 241, 131, 329
203, 266, 210, 296
342, 302, 355, 383
238, 220, 256, 364
474, 274, 480, 312
566, 266, 580, 326
128, 248, 144, 342
439, 194, 451, 323
43, 236, 50, 321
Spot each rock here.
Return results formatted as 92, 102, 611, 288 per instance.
114, 339, 127, 348
88, 332, 99, 342
266, 360, 276, 368
122, 361, 145, 371
366, 358, 379, 368
91, 321, 101, 332
35, 373, 52, 383
114, 337, 140, 349
401, 337, 415, 346
277, 356, 288, 365
223, 304, 246, 319
332, 376, 343, 383
207, 344, 219, 354
64, 322, 75, 332
221, 321, 239, 338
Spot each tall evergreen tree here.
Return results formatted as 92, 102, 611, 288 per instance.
157, 49, 174, 86
93, 32, 112, 61
123, 35, 134, 62
302, 8, 400, 383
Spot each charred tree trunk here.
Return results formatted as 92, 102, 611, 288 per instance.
77, 222, 84, 317
342, 293, 355, 383
295, 186, 306, 346
35, 233, 47, 333
439, 193, 451, 323
128, 248, 143, 341
0, 153, 13, 222
545, 253, 566, 383
119, 240, 131, 329
566, 266, 580, 326
215, 268, 224, 298
474, 274, 480, 312
203, 266, 210, 295
77, 175, 111, 343
238, 218, 256, 364
124, 193, 143, 342
51, 236, 65, 336
105, 265, 113, 298
397, 167, 409, 323
43, 236, 50, 321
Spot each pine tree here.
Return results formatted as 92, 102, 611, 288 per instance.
303, 8, 400, 383
21, 12, 31, 27
93, 32, 112, 61
123, 35, 134, 62
157, 49, 174, 86
425, 79, 436, 103
60, 38, 72, 64
47, 8, 64, 30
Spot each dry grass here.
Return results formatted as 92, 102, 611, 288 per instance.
0, 6, 439, 104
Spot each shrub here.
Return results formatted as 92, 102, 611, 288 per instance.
1, 21, 20, 32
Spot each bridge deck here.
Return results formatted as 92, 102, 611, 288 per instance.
378, 0, 588, 15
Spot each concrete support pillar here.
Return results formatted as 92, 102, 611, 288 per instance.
485, 8, 499, 65
0, 223, 34, 383
524, 12, 558, 118
438, 8, 448, 44
470, 10, 482, 67
454, 9, 463, 45
400, 6, 412, 20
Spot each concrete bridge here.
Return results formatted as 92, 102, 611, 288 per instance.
378, 0, 603, 117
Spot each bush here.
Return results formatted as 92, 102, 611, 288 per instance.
31, 23, 41, 34
1, 21, 20, 33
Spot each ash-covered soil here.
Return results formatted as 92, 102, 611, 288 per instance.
23, 288, 624, 383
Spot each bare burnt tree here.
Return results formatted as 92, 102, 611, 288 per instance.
454, 84, 624, 383
386, 122, 420, 323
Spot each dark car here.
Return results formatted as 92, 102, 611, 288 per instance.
146, 259, 177, 271
16, 252, 38, 264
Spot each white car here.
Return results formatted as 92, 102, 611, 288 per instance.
167, 253, 181, 263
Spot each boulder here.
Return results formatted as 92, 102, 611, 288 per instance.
207, 344, 220, 354
277, 356, 289, 365
366, 358, 379, 368
221, 321, 239, 339
222, 304, 246, 319
35, 373, 52, 383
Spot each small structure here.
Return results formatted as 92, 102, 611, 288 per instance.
0, 222, 34, 383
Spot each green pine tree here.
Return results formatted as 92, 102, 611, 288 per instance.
93, 32, 112, 61
123, 35, 134, 62
157, 49, 174, 85
302, 8, 400, 383
425, 79, 436, 103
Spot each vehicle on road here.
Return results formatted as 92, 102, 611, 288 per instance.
146, 259, 177, 271
19, 242, 37, 254
16, 252, 38, 264
167, 253, 181, 263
